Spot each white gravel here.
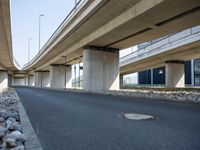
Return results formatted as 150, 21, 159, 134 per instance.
0, 88, 26, 150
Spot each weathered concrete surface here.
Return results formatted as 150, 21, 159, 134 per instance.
66, 66, 72, 88
8, 74, 13, 86
50, 65, 65, 89
0, 71, 8, 90
28, 75, 34, 86
165, 62, 185, 87
83, 48, 119, 91
35, 72, 50, 88
50, 65, 72, 89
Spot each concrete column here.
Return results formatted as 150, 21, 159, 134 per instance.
8, 74, 13, 87
35, 71, 50, 88
25, 75, 28, 86
191, 59, 194, 86
0, 70, 8, 90
28, 75, 34, 86
120, 75, 123, 88
165, 61, 185, 87
50, 65, 72, 89
50, 65, 65, 89
66, 66, 72, 88
150, 69, 153, 85
83, 46, 119, 91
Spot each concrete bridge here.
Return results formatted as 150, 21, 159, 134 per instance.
120, 26, 200, 87
1, 0, 200, 91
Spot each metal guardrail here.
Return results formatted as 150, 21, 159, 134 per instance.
16, 0, 84, 69
120, 26, 200, 66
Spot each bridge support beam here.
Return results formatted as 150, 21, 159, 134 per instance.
83, 46, 119, 91
35, 71, 50, 88
0, 70, 8, 90
50, 65, 72, 89
165, 61, 185, 87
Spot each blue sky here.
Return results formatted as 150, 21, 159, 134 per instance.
11, 0, 76, 65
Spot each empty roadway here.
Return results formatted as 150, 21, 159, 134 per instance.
15, 87, 200, 150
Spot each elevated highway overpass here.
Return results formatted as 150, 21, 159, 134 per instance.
0, 0, 16, 89
120, 26, 200, 87
1, 0, 200, 91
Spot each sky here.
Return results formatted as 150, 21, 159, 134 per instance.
11, 0, 76, 65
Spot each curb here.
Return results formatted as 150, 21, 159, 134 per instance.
14, 89, 43, 150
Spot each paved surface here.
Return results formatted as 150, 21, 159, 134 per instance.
15, 87, 200, 150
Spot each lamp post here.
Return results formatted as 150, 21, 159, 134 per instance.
61, 56, 67, 89
28, 38, 32, 63
39, 14, 44, 51
74, 0, 77, 10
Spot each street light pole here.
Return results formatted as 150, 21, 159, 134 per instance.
39, 14, 44, 51
74, 0, 77, 10
28, 38, 32, 63
61, 56, 67, 89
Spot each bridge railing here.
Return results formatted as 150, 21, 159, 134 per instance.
120, 25, 200, 66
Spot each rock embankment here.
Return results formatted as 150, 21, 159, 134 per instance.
103, 89, 200, 103
0, 88, 26, 150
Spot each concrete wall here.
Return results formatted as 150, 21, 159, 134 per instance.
165, 62, 185, 87
83, 48, 119, 91
0, 71, 8, 90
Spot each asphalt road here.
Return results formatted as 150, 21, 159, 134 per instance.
15, 87, 200, 150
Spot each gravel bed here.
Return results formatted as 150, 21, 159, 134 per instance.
0, 88, 26, 150
64, 88, 200, 104
102, 89, 200, 103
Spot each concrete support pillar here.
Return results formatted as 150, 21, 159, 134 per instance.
50, 65, 72, 89
165, 61, 185, 87
150, 69, 153, 85
25, 75, 28, 86
8, 74, 13, 87
50, 65, 65, 89
83, 46, 119, 91
28, 75, 34, 86
120, 75, 123, 88
0, 70, 8, 90
35, 71, 50, 88
191, 59, 194, 86
66, 66, 72, 89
